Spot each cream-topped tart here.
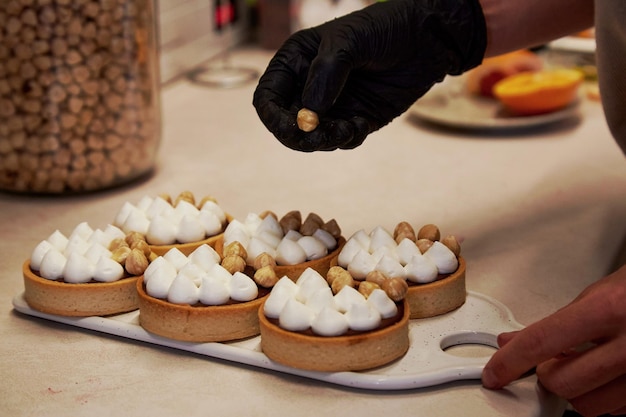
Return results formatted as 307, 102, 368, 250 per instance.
136, 244, 272, 342
112, 191, 231, 256
337, 222, 466, 319
23, 222, 152, 316
259, 267, 410, 372
217, 210, 344, 281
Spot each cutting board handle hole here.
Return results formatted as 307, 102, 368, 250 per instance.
440, 331, 499, 358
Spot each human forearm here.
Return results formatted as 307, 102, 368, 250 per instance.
479, 0, 594, 57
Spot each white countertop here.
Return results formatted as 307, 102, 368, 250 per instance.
2, 47, 625, 417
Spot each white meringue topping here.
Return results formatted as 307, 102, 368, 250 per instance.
30, 222, 136, 283
30, 240, 54, 271
279, 298, 315, 332
143, 246, 259, 306
46, 230, 69, 252
347, 249, 377, 280
198, 210, 222, 236
297, 236, 328, 260
112, 195, 227, 245
424, 241, 459, 274
146, 215, 177, 245
263, 268, 398, 336
295, 268, 329, 303
93, 256, 125, 282
374, 254, 404, 279
187, 244, 220, 270
263, 277, 299, 318
63, 252, 94, 283
143, 256, 177, 285
168, 274, 200, 305
338, 225, 459, 284
275, 238, 307, 266
345, 302, 381, 331
396, 238, 421, 265
199, 275, 231, 305
367, 289, 399, 319
404, 253, 438, 284
230, 272, 258, 302
222, 212, 338, 267
176, 214, 206, 244
311, 306, 349, 336
39, 249, 66, 280
199, 200, 227, 224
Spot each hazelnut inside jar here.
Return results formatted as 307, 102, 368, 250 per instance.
0, 0, 161, 193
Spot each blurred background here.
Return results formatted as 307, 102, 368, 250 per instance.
159, 0, 375, 83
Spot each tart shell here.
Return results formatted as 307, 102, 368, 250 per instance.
136, 276, 267, 342
22, 260, 139, 317
215, 236, 345, 282
407, 256, 466, 319
258, 299, 410, 372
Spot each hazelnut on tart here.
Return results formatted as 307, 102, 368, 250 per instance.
112, 191, 232, 256
216, 210, 345, 282
23, 222, 153, 316
337, 222, 466, 319
259, 267, 410, 372
136, 244, 274, 342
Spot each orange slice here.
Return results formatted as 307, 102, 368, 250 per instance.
493, 69, 583, 115
466, 50, 543, 98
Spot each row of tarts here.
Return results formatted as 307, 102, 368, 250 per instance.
22, 191, 467, 372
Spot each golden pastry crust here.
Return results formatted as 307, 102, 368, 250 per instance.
406, 256, 466, 319
216, 236, 345, 282
149, 214, 233, 256
136, 276, 268, 342
22, 260, 139, 317
258, 299, 410, 372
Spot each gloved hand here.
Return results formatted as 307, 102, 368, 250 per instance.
253, 0, 487, 152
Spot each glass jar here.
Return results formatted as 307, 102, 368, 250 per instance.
0, 0, 161, 193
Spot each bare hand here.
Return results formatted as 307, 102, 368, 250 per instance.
482, 264, 626, 416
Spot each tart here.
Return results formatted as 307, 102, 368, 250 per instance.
137, 276, 269, 342
23, 260, 140, 316
217, 210, 344, 281
337, 222, 466, 319
22, 223, 152, 316
258, 268, 410, 372
112, 191, 232, 256
259, 300, 409, 372
136, 244, 272, 342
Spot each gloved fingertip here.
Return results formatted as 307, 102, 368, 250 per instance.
254, 100, 304, 148
336, 117, 370, 150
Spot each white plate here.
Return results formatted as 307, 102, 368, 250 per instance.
409, 77, 580, 130
12, 291, 523, 390
548, 36, 596, 54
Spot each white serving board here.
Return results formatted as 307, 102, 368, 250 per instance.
12, 291, 523, 390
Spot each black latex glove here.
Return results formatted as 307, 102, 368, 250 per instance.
252, 0, 487, 152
